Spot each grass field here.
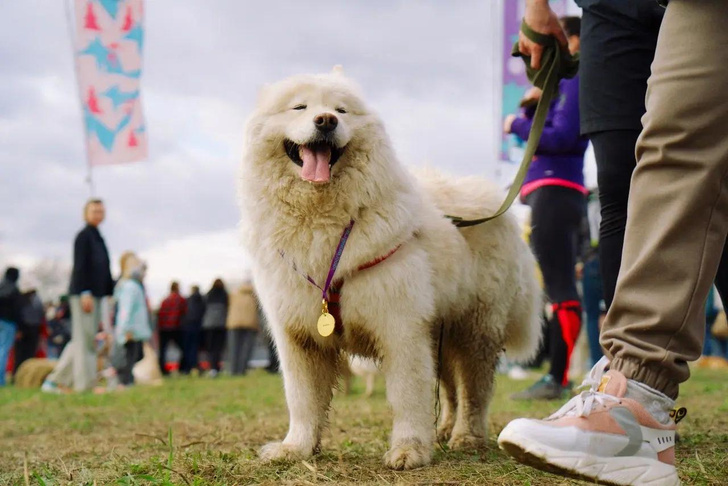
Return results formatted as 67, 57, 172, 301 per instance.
1, 368, 727, 485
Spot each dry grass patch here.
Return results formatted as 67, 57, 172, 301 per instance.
1, 368, 726, 485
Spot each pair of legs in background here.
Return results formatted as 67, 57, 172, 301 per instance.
158, 329, 183, 375
205, 328, 226, 374
44, 296, 101, 392
514, 185, 584, 400
179, 324, 202, 374
113, 340, 143, 386
500, 1, 728, 484
227, 328, 258, 375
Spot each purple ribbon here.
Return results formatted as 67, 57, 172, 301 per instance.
279, 219, 355, 299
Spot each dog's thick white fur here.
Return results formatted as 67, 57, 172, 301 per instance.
238, 69, 541, 470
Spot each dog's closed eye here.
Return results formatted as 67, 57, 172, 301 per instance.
293, 104, 307, 110
336, 107, 347, 114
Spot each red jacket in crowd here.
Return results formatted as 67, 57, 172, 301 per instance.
157, 292, 187, 330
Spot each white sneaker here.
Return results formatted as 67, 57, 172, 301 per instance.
498, 357, 680, 486
41, 380, 62, 394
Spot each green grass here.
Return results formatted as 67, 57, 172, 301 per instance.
1, 368, 726, 485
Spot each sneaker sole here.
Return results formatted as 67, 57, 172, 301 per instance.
498, 430, 679, 486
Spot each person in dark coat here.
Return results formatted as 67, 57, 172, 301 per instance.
0, 267, 24, 387
43, 199, 114, 394
202, 279, 228, 377
180, 285, 205, 374
14, 289, 44, 375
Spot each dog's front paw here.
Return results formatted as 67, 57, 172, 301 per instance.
259, 441, 313, 462
383, 439, 432, 470
436, 421, 454, 443
448, 433, 487, 451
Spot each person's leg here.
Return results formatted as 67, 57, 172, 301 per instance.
218, 329, 227, 372
709, 241, 728, 332
0, 320, 16, 386
239, 329, 258, 375
266, 334, 279, 373
203, 330, 213, 371
16, 327, 40, 375
702, 314, 715, 357
211, 329, 225, 372
717, 339, 728, 360
582, 255, 604, 366
29, 328, 40, 359
172, 330, 183, 371
125, 341, 143, 384
72, 297, 101, 392
579, 0, 662, 310
117, 342, 133, 386
45, 324, 75, 388
227, 329, 241, 374
158, 330, 170, 375
590, 130, 641, 308
601, 0, 728, 398
189, 327, 201, 371
180, 330, 192, 373
515, 187, 583, 399
13, 329, 31, 375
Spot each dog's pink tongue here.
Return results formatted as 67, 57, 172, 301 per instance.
300, 146, 331, 183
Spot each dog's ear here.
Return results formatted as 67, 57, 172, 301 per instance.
332, 65, 344, 76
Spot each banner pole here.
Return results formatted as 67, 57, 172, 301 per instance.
64, 0, 95, 197
86, 164, 95, 197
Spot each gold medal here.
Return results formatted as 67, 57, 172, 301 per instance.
317, 299, 336, 337
317, 313, 335, 337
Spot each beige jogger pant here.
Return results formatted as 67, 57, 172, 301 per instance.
47, 296, 101, 392
600, 0, 728, 399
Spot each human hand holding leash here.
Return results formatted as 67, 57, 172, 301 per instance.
521, 0, 567, 69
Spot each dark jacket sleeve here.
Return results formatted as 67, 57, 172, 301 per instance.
73, 230, 92, 294
510, 77, 582, 155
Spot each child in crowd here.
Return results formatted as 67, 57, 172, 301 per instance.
111, 252, 152, 387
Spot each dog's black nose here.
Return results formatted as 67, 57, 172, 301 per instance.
314, 113, 338, 133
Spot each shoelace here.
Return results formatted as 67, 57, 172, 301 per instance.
548, 357, 620, 420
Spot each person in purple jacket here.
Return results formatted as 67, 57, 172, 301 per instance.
504, 16, 588, 400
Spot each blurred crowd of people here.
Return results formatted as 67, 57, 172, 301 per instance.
0, 199, 279, 392
0, 272, 71, 387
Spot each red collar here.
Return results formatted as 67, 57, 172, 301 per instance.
356, 244, 402, 272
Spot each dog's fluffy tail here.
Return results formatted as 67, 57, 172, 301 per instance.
503, 248, 543, 362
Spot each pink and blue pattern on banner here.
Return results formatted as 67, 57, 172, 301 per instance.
501, 0, 567, 162
74, 0, 146, 166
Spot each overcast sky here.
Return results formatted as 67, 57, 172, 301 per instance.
0, 0, 585, 303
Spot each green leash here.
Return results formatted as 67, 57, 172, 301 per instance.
447, 21, 579, 228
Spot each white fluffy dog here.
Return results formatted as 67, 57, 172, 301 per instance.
238, 68, 541, 470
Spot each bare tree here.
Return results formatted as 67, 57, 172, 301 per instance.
23, 259, 71, 302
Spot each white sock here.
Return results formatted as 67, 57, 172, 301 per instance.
625, 379, 675, 425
